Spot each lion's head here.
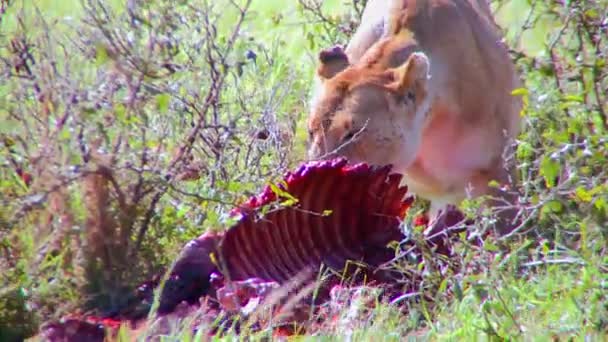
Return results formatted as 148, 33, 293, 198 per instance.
307, 45, 431, 174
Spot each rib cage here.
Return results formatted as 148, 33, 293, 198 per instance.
220, 158, 412, 283
158, 158, 413, 314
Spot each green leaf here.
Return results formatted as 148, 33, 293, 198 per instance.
179, 86, 187, 97
511, 87, 529, 117
269, 181, 297, 203
306, 32, 316, 50
115, 104, 126, 123
156, 94, 171, 112
322, 209, 333, 216
516, 141, 534, 159
575, 187, 593, 203
59, 127, 71, 140
561, 94, 584, 103
594, 197, 607, 213
487, 180, 500, 188
539, 156, 560, 188
280, 198, 298, 207
543, 200, 563, 213
176, 206, 188, 219
484, 241, 499, 252
95, 44, 109, 66
584, 9, 599, 19
510, 87, 529, 96
268, 182, 282, 197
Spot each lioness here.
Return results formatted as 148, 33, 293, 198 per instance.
307, 0, 522, 234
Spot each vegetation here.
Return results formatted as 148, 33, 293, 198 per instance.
0, 0, 606, 340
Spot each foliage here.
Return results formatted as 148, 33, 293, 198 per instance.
0, 0, 606, 340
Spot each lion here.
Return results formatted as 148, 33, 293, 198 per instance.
307, 0, 523, 234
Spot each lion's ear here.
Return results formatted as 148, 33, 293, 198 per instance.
390, 51, 430, 94
317, 45, 350, 80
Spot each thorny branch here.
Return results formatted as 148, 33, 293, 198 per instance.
1, 0, 293, 319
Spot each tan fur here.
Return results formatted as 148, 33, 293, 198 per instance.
307, 0, 523, 233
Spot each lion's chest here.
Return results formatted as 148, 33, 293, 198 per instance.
401, 107, 500, 203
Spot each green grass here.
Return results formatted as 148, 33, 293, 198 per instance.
1, 0, 607, 341
433, 260, 607, 339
